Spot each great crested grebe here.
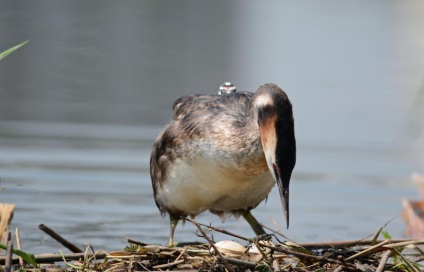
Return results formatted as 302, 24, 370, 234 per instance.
218, 82, 237, 94
150, 83, 296, 246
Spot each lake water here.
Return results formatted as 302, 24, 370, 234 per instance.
1, 1, 424, 254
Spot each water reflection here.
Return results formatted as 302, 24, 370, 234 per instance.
0, 1, 423, 253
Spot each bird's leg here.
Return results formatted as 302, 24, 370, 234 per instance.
242, 210, 266, 236
167, 215, 179, 247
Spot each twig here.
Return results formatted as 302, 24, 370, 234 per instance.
39, 223, 83, 253
265, 242, 355, 270
299, 238, 412, 249
152, 259, 184, 269
5, 232, 12, 272
0, 252, 107, 265
272, 259, 281, 272
345, 239, 389, 261
376, 250, 391, 272
383, 239, 424, 248
15, 227, 24, 267
188, 219, 234, 272
135, 259, 150, 271
268, 217, 291, 240
174, 247, 187, 263
223, 257, 256, 269
127, 238, 148, 246
250, 239, 271, 263
333, 266, 343, 272
187, 219, 250, 242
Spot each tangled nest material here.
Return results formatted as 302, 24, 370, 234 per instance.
3, 219, 424, 272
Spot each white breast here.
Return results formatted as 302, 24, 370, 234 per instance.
160, 156, 275, 218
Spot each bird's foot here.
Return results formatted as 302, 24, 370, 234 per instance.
166, 238, 176, 247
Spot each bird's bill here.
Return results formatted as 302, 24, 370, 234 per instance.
276, 178, 289, 229
259, 119, 292, 229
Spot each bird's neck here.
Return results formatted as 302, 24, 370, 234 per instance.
227, 111, 268, 175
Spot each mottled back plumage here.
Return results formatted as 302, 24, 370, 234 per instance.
172, 92, 252, 120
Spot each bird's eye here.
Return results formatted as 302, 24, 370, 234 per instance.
272, 162, 278, 170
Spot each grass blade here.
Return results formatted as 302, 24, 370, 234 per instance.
0, 40, 29, 61
0, 242, 37, 267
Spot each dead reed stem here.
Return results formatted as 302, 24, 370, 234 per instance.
39, 223, 83, 253
299, 238, 413, 249
345, 239, 390, 261
0, 204, 15, 244
376, 250, 391, 272
0, 252, 108, 265
15, 227, 24, 267
5, 232, 12, 272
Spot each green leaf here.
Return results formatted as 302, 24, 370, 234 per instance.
0, 242, 37, 267
0, 40, 29, 61
381, 231, 391, 240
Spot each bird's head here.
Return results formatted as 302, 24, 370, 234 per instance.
253, 84, 296, 228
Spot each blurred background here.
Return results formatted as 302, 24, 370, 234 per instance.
1, 1, 423, 253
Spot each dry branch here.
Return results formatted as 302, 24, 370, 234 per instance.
383, 239, 424, 248
299, 238, 413, 249
333, 266, 343, 272
189, 219, 234, 272
39, 223, 83, 253
0, 252, 108, 265
376, 250, 391, 272
152, 259, 184, 269
345, 239, 389, 261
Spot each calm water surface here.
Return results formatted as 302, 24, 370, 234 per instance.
0, 1, 424, 253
